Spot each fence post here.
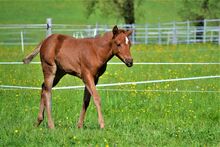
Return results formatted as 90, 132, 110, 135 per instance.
104, 24, 108, 32
167, 33, 170, 45
86, 25, 91, 37
172, 21, 177, 44
145, 24, 148, 44
158, 22, 161, 45
93, 23, 98, 37
187, 20, 190, 44
210, 31, 213, 42
219, 26, 220, 45
131, 24, 135, 44
46, 18, 52, 37
203, 19, 206, 43
20, 31, 24, 52
194, 28, 196, 43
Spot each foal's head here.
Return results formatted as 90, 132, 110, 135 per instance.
111, 25, 133, 67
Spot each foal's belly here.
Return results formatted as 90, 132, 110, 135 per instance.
55, 48, 82, 78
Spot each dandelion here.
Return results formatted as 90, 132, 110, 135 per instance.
15, 129, 18, 133
189, 98, 193, 104
58, 120, 62, 126
104, 138, 109, 146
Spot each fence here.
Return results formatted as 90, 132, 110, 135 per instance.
0, 18, 219, 50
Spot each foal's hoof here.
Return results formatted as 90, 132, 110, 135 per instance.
34, 122, 39, 127
77, 123, 83, 129
100, 123, 104, 129
48, 125, 55, 129
34, 120, 42, 127
48, 124, 55, 129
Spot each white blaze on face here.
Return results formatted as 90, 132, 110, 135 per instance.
125, 37, 129, 45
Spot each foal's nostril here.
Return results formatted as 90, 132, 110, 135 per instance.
125, 58, 133, 67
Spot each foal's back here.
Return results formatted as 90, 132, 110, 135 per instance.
39, 33, 111, 77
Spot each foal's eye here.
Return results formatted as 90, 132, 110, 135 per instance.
117, 44, 121, 47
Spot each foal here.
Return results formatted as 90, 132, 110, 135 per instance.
23, 25, 133, 129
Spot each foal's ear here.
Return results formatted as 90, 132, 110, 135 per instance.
126, 30, 133, 36
112, 25, 119, 36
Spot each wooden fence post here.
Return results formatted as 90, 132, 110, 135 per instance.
46, 18, 52, 37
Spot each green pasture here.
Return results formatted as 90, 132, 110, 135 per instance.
0, 44, 220, 146
0, 0, 181, 24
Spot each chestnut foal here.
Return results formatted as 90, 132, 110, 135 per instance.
23, 25, 133, 129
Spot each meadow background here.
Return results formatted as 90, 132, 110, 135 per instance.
0, 0, 180, 24
0, 0, 220, 146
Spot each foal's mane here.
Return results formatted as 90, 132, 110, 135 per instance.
91, 29, 127, 39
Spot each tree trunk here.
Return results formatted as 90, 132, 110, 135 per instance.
195, 16, 204, 42
123, 0, 135, 24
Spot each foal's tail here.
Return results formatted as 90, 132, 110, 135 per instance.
22, 41, 42, 64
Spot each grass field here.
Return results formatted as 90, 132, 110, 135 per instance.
0, 0, 181, 24
0, 44, 220, 146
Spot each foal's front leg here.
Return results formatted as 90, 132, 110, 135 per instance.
82, 74, 104, 129
78, 78, 99, 128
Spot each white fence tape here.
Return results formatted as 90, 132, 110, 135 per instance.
0, 85, 41, 90
0, 62, 220, 65
97, 88, 220, 93
0, 75, 220, 90
1, 19, 220, 45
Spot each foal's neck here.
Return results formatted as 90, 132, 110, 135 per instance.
96, 32, 114, 64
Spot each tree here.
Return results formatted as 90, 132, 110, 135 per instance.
84, 0, 142, 24
179, 0, 220, 41
179, 0, 220, 21
114, 0, 135, 24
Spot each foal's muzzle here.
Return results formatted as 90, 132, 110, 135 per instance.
124, 58, 133, 67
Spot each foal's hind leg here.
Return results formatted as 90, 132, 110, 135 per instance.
77, 87, 91, 128
36, 63, 57, 129
35, 83, 46, 127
